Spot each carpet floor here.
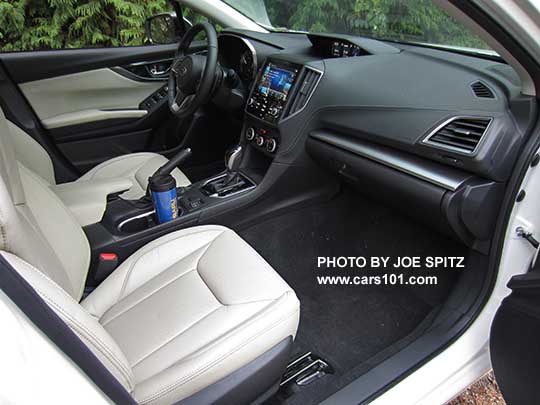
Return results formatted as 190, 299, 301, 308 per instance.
239, 189, 467, 404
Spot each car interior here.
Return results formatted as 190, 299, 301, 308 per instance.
0, 3, 538, 405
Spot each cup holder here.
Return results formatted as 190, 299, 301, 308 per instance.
117, 210, 155, 234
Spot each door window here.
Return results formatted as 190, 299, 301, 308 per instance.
0, 2, 217, 52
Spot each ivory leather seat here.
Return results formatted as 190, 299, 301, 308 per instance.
6, 119, 191, 200
0, 108, 300, 404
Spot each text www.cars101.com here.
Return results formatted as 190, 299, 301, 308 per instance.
317, 274, 438, 286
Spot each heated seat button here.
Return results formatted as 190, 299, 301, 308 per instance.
189, 198, 203, 209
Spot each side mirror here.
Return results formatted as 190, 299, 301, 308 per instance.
145, 13, 179, 44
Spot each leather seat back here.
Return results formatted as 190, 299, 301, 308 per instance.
0, 108, 134, 390
6, 120, 56, 184
0, 108, 90, 300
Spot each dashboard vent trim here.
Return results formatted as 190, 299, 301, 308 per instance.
283, 67, 323, 120
470, 81, 495, 98
422, 116, 492, 155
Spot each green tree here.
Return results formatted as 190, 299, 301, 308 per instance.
0, 0, 171, 51
264, 0, 488, 49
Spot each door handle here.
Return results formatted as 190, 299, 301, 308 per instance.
147, 63, 171, 77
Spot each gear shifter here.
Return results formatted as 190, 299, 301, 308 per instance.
202, 145, 253, 197
225, 145, 243, 172
221, 145, 243, 185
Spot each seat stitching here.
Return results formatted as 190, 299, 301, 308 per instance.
7, 255, 79, 303
130, 305, 222, 369
173, 293, 292, 363
6, 255, 135, 388
102, 268, 198, 327
76, 332, 134, 393
0, 207, 8, 251
17, 164, 91, 298
37, 290, 134, 390
137, 292, 295, 400
138, 305, 299, 404
116, 230, 224, 303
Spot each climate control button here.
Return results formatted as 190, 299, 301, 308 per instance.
266, 138, 277, 153
246, 127, 256, 141
255, 136, 265, 147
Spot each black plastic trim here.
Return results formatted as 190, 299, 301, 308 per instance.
310, 130, 471, 191
1, 44, 178, 83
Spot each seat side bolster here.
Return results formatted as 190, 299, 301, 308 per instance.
1, 252, 135, 393
197, 229, 295, 305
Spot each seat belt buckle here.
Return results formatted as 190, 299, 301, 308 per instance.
95, 253, 119, 282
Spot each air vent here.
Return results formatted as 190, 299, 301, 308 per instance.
285, 68, 322, 118
424, 117, 492, 154
470, 81, 495, 98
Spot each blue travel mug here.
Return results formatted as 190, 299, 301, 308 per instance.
149, 174, 178, 224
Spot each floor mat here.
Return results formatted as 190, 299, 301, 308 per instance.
239, 189, 467, 404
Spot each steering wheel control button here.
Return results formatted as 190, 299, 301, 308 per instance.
256, 136, 265, 147
246, 127, 256, 141
266, 138, 277, 153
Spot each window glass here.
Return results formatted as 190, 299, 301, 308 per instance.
224, 0, 493, 54
0, 1, 217, 52
183, 6, 222, 37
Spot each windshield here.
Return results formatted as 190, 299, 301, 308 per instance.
223, 0, 494, 54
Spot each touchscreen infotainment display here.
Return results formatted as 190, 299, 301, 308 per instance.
246, 61, 301, 124
258, 64, 297, 101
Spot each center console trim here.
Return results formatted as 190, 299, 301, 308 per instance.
201, 172, 257, 199
117, 209, 154, 233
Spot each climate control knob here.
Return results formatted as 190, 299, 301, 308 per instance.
246, 127, 256, 141
255, 136, 265, 147
266, 138, 277, 153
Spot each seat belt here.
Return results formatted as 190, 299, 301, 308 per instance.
0, 254, 136, 405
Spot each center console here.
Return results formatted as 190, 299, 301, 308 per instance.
84, 56, 327, 288
109, 170, 257, 235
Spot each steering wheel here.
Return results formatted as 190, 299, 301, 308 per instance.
168, 22, 219, 118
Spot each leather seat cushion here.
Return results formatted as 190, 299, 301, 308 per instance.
82, 225, 299, 404
77, 152, 191, 200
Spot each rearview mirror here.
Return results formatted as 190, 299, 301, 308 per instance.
145, 13, 179, 45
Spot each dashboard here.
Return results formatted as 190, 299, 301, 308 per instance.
214, 30, 535, 253
218, 34, 259, 81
